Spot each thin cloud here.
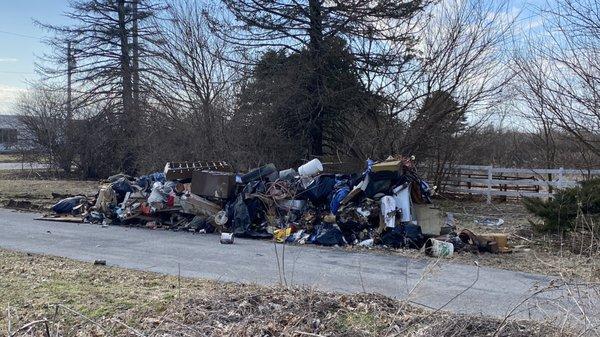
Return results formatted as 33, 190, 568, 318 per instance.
0, 85, 26, 114
0, 58, 18, 63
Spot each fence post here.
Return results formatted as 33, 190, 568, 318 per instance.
486, 165, 493, 204
558, 167, 564, 190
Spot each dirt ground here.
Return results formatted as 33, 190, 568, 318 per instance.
0, 249, 573, 337
0, 177, 98, 210
432, 198, 600, 282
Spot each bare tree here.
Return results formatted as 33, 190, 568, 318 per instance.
147, 0, 238, 161
17, 86, 71, 172
344, 0, 515, 169
512, 53, 559, 176
514, 0, 600, 158
36, 0, 163, 175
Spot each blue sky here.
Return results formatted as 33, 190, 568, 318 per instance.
0, 1, 72, 113
0, 0, 548, 114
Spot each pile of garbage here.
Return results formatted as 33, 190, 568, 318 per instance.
46, 157, 511, 256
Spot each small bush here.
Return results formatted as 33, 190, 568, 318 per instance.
523, 178, 600, 232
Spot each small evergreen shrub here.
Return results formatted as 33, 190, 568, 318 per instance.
523, 178, 600, 232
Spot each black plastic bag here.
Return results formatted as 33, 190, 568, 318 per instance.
52, 196, 86, 214
303, 175, 336, 205
403, 223, 425, 249
111, 178, 134, 202
313, 223, 345, 246
380, 227, 404, 248
232, 195, 250, 235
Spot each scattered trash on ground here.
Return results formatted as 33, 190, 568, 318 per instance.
220, 232, 235, 244
41, 157, 511, 256
475, 217, 505, 227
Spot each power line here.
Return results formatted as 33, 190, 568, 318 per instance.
0, 29, 40, 40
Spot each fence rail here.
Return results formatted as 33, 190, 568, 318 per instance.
441, 164, 600, 203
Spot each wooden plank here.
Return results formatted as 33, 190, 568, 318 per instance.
490, 167, 562, 175
448, 177, 579, 188
446, 183, 536, 190
448, 165, 556, 174
486, 165, 492, 204
448, 165, 600, 176
450, 164, 491, 170
35, 216, 84, 223
445, 187, 552, 198
561, 169, 600, 175
440, 164, 600, 203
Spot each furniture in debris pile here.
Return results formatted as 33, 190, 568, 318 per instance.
164, 161, 233, 181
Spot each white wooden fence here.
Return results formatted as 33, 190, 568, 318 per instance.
442, 165, 600, 203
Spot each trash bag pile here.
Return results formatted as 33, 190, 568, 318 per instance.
48, 158, 511, 256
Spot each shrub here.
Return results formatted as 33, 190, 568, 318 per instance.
523, 178, 600, 232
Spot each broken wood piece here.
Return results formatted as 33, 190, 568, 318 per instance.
180, 194, 222, 216
35, 216, 84, 223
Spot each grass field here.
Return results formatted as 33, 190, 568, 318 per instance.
0, 154, 26, 163
0, 249, 571, 337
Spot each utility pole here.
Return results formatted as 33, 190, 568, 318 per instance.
132, 0, 140, 114
66, 40, 75, 122
64, 40, 76, 173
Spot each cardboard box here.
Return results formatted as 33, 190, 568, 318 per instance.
191, 171, 236, 199
372, 160, 402, 172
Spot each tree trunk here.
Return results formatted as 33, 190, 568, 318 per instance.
117, 0, 136, 174
308, 0, 324, 156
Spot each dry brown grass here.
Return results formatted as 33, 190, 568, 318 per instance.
0, 179, 98, 210
434, 199, 600, 282
0, 154, 23, 163
0, 249, 571, 337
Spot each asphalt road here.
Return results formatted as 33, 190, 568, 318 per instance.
0, 208, 597, 325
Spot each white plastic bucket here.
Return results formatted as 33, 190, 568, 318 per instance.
425, 238, 454, 257
298, 159, 323, 177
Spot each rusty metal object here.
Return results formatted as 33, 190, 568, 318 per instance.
459, 229, 511, 254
